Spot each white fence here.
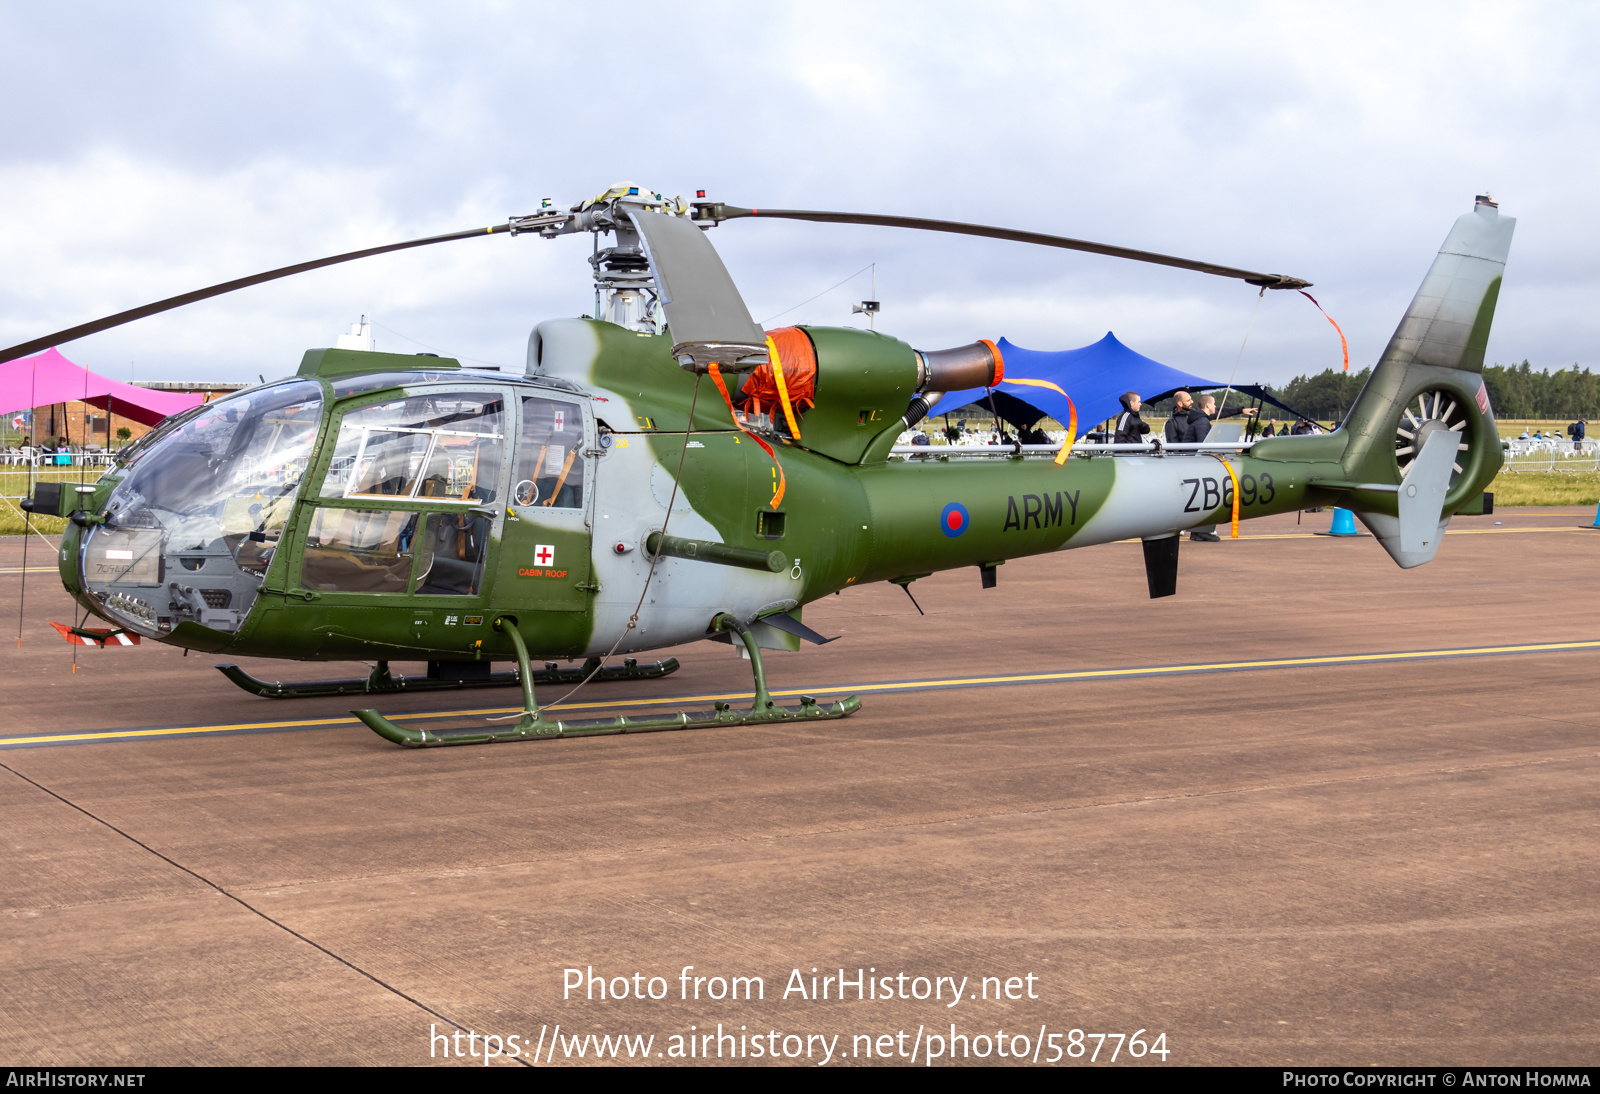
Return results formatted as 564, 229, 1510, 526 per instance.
1501, 439, 1599, 473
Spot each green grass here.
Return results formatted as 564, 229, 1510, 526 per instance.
0, 467, 103, 536
1487, 470, 1600, 507
0, 502, 65, 537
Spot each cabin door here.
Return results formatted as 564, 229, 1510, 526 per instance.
494, 393, 594, 612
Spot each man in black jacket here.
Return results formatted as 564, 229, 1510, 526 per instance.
1199, 393, 1258, 430
1160, 392, 1220, 539
1113, 391, 1151, 448
1164, 391, 1208, 444
1190, 396, 1217, 443
1188, 396, 1221, 540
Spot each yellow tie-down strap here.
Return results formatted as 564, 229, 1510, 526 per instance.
766, 335, 803, 440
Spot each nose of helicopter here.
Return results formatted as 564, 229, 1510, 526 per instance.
73, 379, 325, 642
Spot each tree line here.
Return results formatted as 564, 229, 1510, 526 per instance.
1270, 362, 1598, 422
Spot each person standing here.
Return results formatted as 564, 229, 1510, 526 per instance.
1193, 395, 1218, 442
1113, 391, 1151, 448
1568, 419, 1587, 452
1198, 393, 1258, 427
1186, 396, 1219, 540
1164, 391, 1200, 445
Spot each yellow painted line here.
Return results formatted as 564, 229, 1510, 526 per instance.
0, 714, 362, 747
0, 567, 60, 574
6, 638, 1600, 749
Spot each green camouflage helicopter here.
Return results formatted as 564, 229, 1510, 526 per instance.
12, 185, 1511, 747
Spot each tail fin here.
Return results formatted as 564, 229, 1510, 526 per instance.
1375, 195, 1514, 375
1270, 197, 1514, 567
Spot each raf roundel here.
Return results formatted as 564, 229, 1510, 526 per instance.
940, 502, 969, 538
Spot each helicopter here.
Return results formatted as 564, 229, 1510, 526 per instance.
12, 184, 1512, 747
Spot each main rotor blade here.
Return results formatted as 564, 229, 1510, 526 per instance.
702, 206, 1311, 290
0, 223, 512, 365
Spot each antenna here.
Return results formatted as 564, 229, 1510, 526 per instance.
850, 263, 880, 330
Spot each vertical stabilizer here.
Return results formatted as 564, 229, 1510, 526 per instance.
1258, 198, 1516, 571
1333, 198, 1513, 550
1377, 195, 1514, 375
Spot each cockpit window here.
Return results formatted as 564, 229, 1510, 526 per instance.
320, 391, 504, 503
88, 379, 325, 637
111, 380, 323, 535
116, 402, 210, 468
299, 508, 419, 593
329, 369, 468, 400
512, 395, 585, 508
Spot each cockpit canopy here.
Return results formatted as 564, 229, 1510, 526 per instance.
79, 372, 594, 642
87, 380, 325, 634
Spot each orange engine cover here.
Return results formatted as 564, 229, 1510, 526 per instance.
739, 327, 817, 428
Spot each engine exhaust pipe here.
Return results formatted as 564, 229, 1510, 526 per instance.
915, 340, 1002, 393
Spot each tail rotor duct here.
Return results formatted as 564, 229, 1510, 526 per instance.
1395, 389, 1471, 481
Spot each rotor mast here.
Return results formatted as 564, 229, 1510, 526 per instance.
510, 184, 693, 336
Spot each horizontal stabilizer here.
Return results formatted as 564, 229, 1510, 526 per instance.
758, 611, 839, 645
1356, 428, 1458, 568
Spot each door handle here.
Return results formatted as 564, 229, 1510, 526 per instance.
468, 506, 501, 519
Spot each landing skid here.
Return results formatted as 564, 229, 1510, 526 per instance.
355, 614, 861, 748
215, 656, 680, 700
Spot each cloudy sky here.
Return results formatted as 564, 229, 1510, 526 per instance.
1, 1, 1595, 386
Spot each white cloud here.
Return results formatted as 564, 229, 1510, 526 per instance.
0, 0, 1594, 382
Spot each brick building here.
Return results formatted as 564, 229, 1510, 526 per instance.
6, 381, 248, 449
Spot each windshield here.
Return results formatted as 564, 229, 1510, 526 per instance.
85, 379, 325, 637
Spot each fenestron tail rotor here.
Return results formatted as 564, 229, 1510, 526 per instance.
1395, 389, 1470, 481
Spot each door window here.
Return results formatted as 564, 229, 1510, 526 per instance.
300, 508, 419, 593
414, 512, 491, 595
321, 391, 505, 503
512, 396, 585, 508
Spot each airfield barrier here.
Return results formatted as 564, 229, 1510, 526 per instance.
1501, 439, 1600, 473
889, 441, 1258, 460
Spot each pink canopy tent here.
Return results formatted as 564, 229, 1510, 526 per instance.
0, 348, 204, 428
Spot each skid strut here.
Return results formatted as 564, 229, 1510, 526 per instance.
354, 614, 861, 747
215, 655, 678, 699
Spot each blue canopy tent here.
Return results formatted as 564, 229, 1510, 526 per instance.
939, 332, 1224, 436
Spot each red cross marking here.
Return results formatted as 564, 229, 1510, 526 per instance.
534, 545, 554, 565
